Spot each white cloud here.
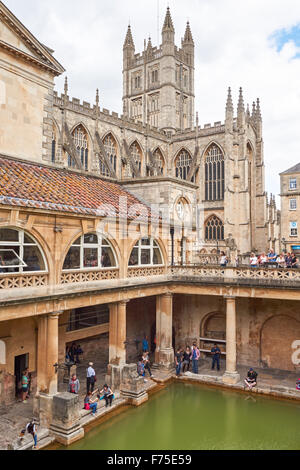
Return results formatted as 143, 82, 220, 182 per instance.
4, 0, 300, 203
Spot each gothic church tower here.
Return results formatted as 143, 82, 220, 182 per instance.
123, 8, 195, 134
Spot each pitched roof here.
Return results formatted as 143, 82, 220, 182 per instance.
0, 156, 155, 222
281, 163, 300, 175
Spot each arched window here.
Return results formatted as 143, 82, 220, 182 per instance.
129, 238, 163, 267
0, 229, 47, 273
205, 144, 225, 201
153, 149, 164, 176
205, 216, 224, 241
175, 149, 193, 181
51, 125, 56, 163
130, 142, 142, 177
100, 134, 117, 177
69, 125, 89, 171
63, 234, 117, 271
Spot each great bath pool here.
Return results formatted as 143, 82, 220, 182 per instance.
60, 383, 300, 450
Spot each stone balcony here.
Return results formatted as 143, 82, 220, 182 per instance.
1, 265, 300, 308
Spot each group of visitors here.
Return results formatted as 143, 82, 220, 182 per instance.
175, 344, 202, 376
68, 361, 115, 417
65, 343, 84, 364
219, 249, 299, 269
249, 250, 299, 269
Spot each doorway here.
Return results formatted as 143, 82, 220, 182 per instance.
14, 354, 29, 397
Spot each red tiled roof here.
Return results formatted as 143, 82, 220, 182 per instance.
0, 157, 155, 221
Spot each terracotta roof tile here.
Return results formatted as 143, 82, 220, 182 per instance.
0, 157, 157, 222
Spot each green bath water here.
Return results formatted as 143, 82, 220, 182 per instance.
62, 383, 300, 450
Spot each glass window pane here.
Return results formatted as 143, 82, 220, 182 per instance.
101, 247, 116, 268
24, 234, 35, 244
101, 238, 110, 247
83, 248, 98, 268
74, 237, 81, 245
129, 248, 139, 266
153, 248, 162, 265
63, 247, 80, 270
84, 234, 98, 245
141, 238, 151, 246
23, 246, 45, 272
141, 249, 151, 265
0, 229, 19, 242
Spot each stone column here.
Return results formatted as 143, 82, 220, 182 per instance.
47, 312, 61, 396
36, 315, 48, 394
106, 301, 128, 390
155, 293, 174, 369
223, 297, 240, 385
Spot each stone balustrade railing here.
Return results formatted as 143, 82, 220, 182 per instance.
127, 266, 166, 278
0, 272, 49, 290
60, 268, 120, 285
170, 265, 300, 282
1, 264, 300, 293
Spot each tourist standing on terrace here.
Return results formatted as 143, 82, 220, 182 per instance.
285, 253, 293, 268
142, 336, 149, 353
267, 249, 277, 264
68, 374, 80, 395
276, 253, 286, 269
291, 253, 299, 268
211, 343, 221, 372
142, 351, 153, 378
191, 344, 201, 374
220, 252, 228, 267
21, 370, 29, 403
250, 253, 259, 268
182, 346, 191, 373
86, 362, 96, 394
259, 253, 268, 266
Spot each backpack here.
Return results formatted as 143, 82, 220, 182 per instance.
27, 423, 34, 434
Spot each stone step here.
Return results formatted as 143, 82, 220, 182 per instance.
80, 398, 126, 427
9, 428, 51, 451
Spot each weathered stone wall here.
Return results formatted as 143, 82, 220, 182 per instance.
126, 297, 156, 363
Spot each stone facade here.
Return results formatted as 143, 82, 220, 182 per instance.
280, 163, 300, 253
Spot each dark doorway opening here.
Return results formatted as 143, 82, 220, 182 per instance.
14, 354, 29, 398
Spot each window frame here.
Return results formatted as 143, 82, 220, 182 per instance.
0, 229, 48, 274
290, 222, 298, 237
129, 238, 164, 268
62, 233, 118, 272
290, 199, 297, 211
289, 178, 297, 191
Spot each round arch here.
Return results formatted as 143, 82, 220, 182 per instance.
60, 230, 120, 273
127, 236, 167, 267
0, 226, 50, 274
200, 311, 226, 341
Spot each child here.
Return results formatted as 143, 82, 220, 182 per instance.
137, 357, 147, 383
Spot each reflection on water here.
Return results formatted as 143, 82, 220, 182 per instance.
61, 383, 300, 451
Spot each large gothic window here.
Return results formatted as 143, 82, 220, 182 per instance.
130, 142, 142, 177
129, 238, 163, 267
100, 134, 118, 177
205, 216, 224, 241
205, 144, 225, 201
69, 125, 89, 171
153, 149, 164, 176
0, 229, 47, 274
63, 234, 117, 271
175, 149, 193, 181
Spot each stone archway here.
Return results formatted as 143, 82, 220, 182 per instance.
200, 312, 226, 358
260, 315, 300, 371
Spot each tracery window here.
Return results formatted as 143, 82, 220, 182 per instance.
130, 142, 142, 177
205, 216, 224, 241
63, 234, 117, 271
99, 134, 118, 177
0, 229, 47, 274
205, 144, 225, 201
69, 125, 89, 171
175, 149, 193, 181
153, 149, 164, 176
129, 238, 163, 267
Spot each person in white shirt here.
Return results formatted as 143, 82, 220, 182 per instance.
259, 253, 268, 266
276, 253, 286, 269
220, 252, 228, 267
86, 362, 96, 394
250, 253, 258, 268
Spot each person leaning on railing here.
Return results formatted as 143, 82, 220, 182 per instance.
276, 253, 286, 269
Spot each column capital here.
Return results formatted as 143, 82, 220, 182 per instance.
224, 295, 236, 300
48, 311, 63, 320
161, 292, 174, 299
118, 300, 130, 306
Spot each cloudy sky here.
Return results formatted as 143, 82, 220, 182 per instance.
4, 0, 300, 201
